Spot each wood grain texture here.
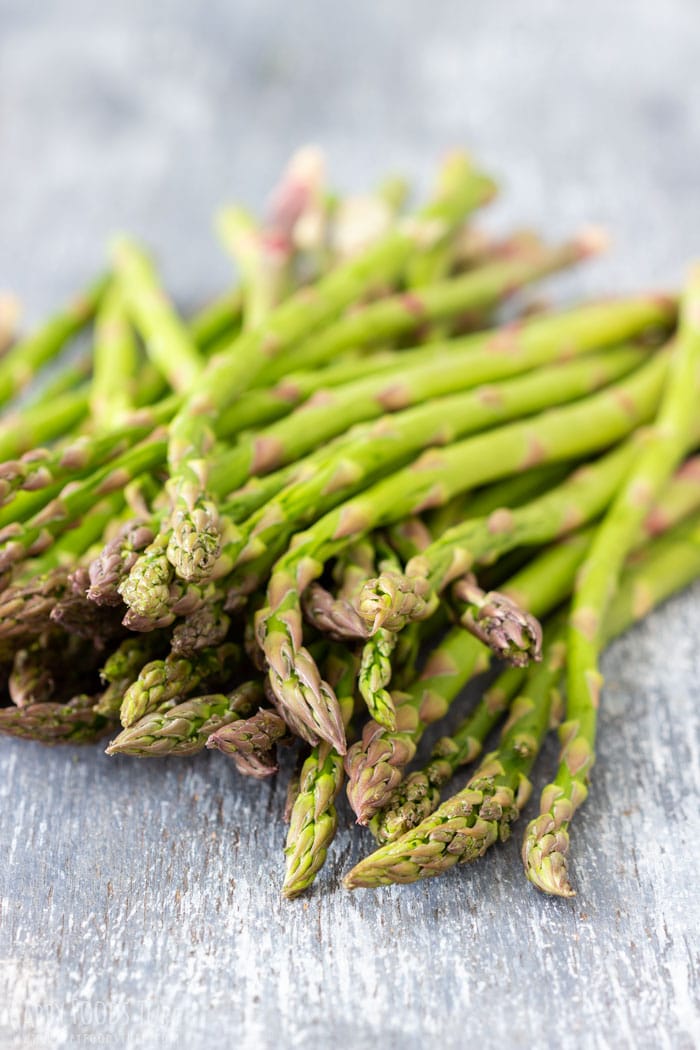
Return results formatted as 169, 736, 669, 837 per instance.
1, 2, 700, 1047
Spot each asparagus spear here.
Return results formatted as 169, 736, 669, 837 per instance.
111, 238, 203, 391
106, 681, 262, 757
0, 568, 71, 642
218, 208, 288, 331
345, 507, 700, 887
343, 531, 584, 825
355, 399, 700, 633
163, 158, 495, 573
256, 229, 605, 382
282, 647, 357, 898
0, 694, 111, 745
256, 349, 670, 753
206, 708, 289, 777
187, 288, 243, 350
354, 448, 700, 836
370, 448, 700, 843
0, 274, 108, 408
119, 642, 240, 727
170, 603, 232, 656
369, 666, 526, 844
345, 631, 567, 887
0, 432, 167, 573
171, 236, 587, 581
356, 541, 411, 730
90, 285, 139, 429
0, 388, 90, 466
228, 344, 646, 578
87, 519, 156, 606
95, 634, 168, 717
523, 264, 700, 897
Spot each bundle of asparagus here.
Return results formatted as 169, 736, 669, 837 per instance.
1, 147, 699, 902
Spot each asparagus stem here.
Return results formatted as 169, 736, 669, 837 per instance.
451, 573, 543, 666
164, 157, 495, 582
106, 681, 262, 757
345, 450, 700, 833
345, 631, 567, 887
255, 349, 670, 753
111, 238, 203, 391
348, 505, 700, 887
0, 433, 167, 572
370, 666, 526, 844
282, 647, 357, 898
358, 400, 700, 633
0, 274, 108, 408
257, 230, 601, 382
119, 642, 240, 727
229, 345, 646, 580
0, 694, 111, 745
90, 285, 139, 429
523, 264, 700, 897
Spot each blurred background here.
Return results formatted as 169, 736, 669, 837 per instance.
1, 4, 699, 1049
2, 1, 699, 314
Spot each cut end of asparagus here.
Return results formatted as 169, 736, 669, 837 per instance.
574, 224, 611, 259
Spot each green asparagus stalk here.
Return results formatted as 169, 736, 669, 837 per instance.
356, 400, 700, 633
0, 432, 168, 572
450, 574, 543, 666
369, 666, 527, 844
343, 528, 587, 825
348, 448, 700, 834
87, 519, 156, 605
370, 451, 700, 844
170, 603, 232, 656
345, 632, 567, 887
356, 541, 410, 730
0, 694, 111, 745
119, 642, 240, 727
106, 681, 263, 757
282, 647, 358, 898
358, 628, 399, 730
255, 348, 670, 753
346, 507, 700, 887
523, 264, 700, 897
90, 285, 139, 429
0, 568, 71, 641
0, 388, 90, 466
188, 288, 243, 350
367, 453, 696, 844
111, 238, 203, 392
24, 353, 91, 405
227, 344, 647, 577
21, 490, 126, 577
217, 208, 291, 332
0, 274, 108, 408
164, 156, 495, 581
257, 229, 604, 382
206, 708, 289, 777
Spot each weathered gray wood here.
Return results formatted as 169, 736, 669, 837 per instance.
1, 2, 699, 1048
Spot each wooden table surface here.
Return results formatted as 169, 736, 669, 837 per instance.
0, 3, 699, 1047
